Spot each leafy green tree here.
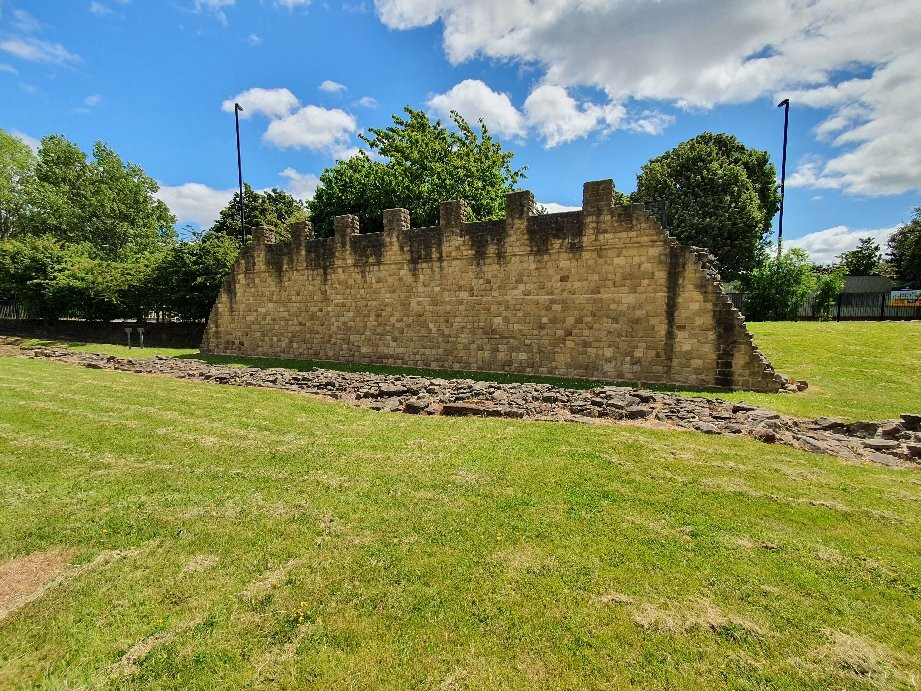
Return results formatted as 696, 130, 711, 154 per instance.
812, 266, 846, 321
739, 248, 816, 321
0, 128, 36, 240
154, 232, 240, 321
16, 135, 176, 260
0, 235, 71, 319
210, 183, 306, 241
308, 107, 525, 237
633, 132, 780, 280
888, 208, 921, 286
837, 236, 882, 275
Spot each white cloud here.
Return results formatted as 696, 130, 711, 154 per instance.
263, 105, 357, 154
427, 79, 668, 146
0, 63, 17, 74
539, 202, 580, 214
787, 155, 842, 191
787, 225, 897, 265
523, 85, 623, 147
155, 182, 235, 227
84, 94, 101, 107
319, 79, 346, 93
193, 0, 234, 24
221, 87, 299, 119
427, 79, 525, 138
623, 110, 675, 135
11, 129, 40, 151
276, 0, 311, 7
11, 8, 41, 33
358, 96, 377, 108
89, 2, 114, 16
246, 33, 262, 46
374, 0, 921, 195
0, 37, 80, 65
279, 167, 320, 202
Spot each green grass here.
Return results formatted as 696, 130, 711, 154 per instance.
8, 320, 921, 420
0, 355, 920, 689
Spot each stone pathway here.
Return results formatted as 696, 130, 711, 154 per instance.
13, 346, 921, 469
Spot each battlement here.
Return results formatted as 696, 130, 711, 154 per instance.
203, 179, 784, 391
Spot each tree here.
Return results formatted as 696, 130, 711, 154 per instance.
812, 266, 846, 321
888, 208, 921, 286
210, 183, 306, 241
154, 232, 240, 321
739, 248, 815, 321
837, 236, 882, 275
0, 128, 36, 240
633, 132, 780, 280
17, 135, 176, 260
308, 107, 525, 237
0, 235, 71, 320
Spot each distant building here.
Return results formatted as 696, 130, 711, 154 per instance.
841, 275, 892, 294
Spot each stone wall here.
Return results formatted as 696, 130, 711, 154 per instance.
201, 180, 785, 391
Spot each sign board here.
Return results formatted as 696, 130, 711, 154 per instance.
890, 288, 921, 307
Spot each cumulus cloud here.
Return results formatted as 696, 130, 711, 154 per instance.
427, 79, 525, 138
524, 84, 624, 147
358, 96, 377, 108
246, 33, 262, 46
374, 0, 921, 195
319, 79, 346, 93
222, 87, 299, 119
155, 182, 235, 227
0, 37, 80, 65
787, 225, 897, 265
427, 79, 668, 146
263, 105, 357, 155
279, 167, 320, 201
276, 0, 311, 7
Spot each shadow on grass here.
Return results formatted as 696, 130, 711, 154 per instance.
179, 352, 735, 395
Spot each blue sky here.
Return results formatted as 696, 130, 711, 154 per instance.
2, 0, 919, 262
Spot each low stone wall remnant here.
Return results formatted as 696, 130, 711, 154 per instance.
16, 346, 919, 469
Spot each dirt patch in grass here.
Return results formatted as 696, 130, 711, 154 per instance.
0, 549, 71, 621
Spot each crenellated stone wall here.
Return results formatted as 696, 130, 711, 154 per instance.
201, 179, 785, 391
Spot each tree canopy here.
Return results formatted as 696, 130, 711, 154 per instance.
14, 135, 176, 260
888, 208, 921, 286
633, 132, 780, 280
0, 129, 36, 240
210, 183, 306, 241
308, 107, 525, 237
837, 237, 883, 275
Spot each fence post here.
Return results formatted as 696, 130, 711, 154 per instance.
836, 293, 842, 322
880, 292, 886, 320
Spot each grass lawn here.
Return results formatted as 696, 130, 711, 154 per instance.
1, 355, 920, 688
9, 320, 921, 421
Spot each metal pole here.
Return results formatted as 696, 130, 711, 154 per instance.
234, 103, 245, 244
776, 99, 790, 259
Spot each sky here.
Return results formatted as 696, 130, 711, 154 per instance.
1, 0, 919, 264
